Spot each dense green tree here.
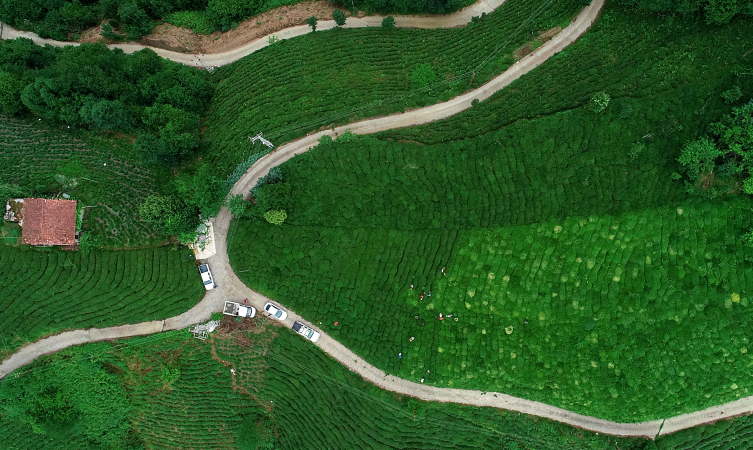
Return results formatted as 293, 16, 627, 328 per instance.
382, 15, 396, 28
174, 163, 227, 217
332, 9, 346, 26
139, 194, 199, 236
306, 16, 318, 31
0, 70, 25, 114
679, 137, 723, 180
79, 98, 131, 131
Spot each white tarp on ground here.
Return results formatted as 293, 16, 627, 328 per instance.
192, 220, 216, 260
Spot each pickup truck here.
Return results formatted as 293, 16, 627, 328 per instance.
223, 301, 256, 318
292, 321, 320, 343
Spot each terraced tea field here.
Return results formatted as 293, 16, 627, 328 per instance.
204, 0, 583, 173
384, 5, 753, 144
0, 322, 654, 449
0, 245, 203, 356
230, 196, 753, 421
0, 116, 172, 248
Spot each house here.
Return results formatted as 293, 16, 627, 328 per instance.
21, 198, 78, 246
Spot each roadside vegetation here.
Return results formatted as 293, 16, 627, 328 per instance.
0, 244, 203, 357
0, 0, 476, 41
228, 3, 753, 422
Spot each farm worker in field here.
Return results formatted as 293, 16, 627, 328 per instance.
334, 321, 339, 326
421, 378, 424, 383
420, 294, 424, 300
399, 352, 402, 358
410, 284, 414, 290
409, 337, 415, 342
439, 313, 444, 321
231, 368, 236, 375
441, 267, 446, 275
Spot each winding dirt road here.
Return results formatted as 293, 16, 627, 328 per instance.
0, 0, 506, 67
2, 0, 751, 439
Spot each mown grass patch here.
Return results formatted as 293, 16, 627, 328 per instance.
0, 245, 204, 357
0, 116, 173, 248
204, 0, 583, 174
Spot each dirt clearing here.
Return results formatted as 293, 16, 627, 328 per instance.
79, 1, 356, 54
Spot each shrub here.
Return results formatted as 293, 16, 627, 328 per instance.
721, 86, 742, 104
225, 193, 249, 216
306, 16, 318, 31
382, 15, 395, 29
333, 9, 346, 26
409, 62, 436, 88
138, 195, 199, 237
263, 209, 287, 225
588, 91, 610, 113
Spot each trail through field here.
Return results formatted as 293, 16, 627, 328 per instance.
0, 0, 506, 67
3, 0, 752, 439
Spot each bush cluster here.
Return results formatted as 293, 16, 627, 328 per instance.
0, 39, 213, 167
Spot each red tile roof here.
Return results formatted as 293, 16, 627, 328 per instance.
22, 198, 77, 246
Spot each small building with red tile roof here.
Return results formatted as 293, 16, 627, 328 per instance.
21, 198, 77, 246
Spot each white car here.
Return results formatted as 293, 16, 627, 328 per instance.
223, 301, 256, 318
292, 321, 320, 343
264, 303, 288, 320
198, 264, 215, 290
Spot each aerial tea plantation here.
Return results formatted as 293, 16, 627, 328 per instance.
0, 245, 203, 356
229, 4, 753, 422
0, 322, 659, 450
204, 0, 583, 173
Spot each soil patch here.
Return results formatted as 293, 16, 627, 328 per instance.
78, 1, 353, 54
514, 26, 562, 60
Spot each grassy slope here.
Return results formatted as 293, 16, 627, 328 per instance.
227, 6, 753, 421
0, 245, 204, 357
0, 116, 172, 248
0, 322, 651, 450
204, 0, 582, 174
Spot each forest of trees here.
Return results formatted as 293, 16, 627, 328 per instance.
0, 0, 471, 42
613, 0, 753, 24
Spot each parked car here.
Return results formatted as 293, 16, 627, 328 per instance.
198, 264, 215, 290
292, 321, 320, 343
223, 301, 256, 318
264, 302, 288, 320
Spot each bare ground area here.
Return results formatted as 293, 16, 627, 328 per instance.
78, 1, 361, 54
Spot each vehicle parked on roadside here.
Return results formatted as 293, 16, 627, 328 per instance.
223, 301, 256, 318
198, 264, 215, 290
264, 302, 288, 320
292, 321, 320, 343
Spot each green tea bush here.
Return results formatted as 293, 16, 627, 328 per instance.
0, 245, 203, 355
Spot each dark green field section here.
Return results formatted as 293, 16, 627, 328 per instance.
0, 246, 203, 355
204, 0, 582, 173
0, 116, 171, 248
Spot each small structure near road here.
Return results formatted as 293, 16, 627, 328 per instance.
189, 319, 221, 340
20, 198, 78, 246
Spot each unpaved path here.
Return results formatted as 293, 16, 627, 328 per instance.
2, 0, 749, 439
0, 0, 505, 67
